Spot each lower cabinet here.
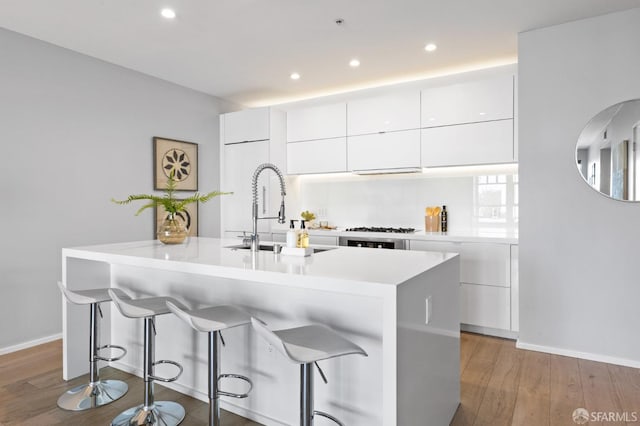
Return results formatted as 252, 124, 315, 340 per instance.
460, 283, 510, 330
410, 239, 516, 336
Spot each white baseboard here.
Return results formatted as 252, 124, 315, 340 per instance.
0, 333, 62, 356
516, 340, 640, 369
461, 323, 518, 340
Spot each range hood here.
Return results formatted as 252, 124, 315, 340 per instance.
352, 167, 423, 175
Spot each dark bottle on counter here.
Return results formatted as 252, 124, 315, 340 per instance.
440, 205, 448, 233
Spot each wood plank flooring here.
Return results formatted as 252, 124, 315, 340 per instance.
1, 333, 638, 425
451, 333, 640, 426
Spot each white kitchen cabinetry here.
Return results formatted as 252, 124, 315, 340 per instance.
287, 138, 347, 174
222, 107, 271, 144
421, 75, 514, 128
287, 103, 346, 142
510, 245, 519, 332
410, 240, 514, 334
347, 91, 420, 135
348, 130, 421, 172
460, 283, 511, 330
220, 108, 286, 235
285, 103, 347, 175
421, 120, 514, 167
222, 140, 270, 233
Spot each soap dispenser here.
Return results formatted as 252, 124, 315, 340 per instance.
287, 220, 298, 248
297, 220, 309, 248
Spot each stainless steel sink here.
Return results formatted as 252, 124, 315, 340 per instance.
225, 244, 336, 253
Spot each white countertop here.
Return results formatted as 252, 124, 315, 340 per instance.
271, 227, 518, 244
63, 237, 458, 295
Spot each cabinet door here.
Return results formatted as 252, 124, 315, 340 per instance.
510, 245, 519, 332
348, 130, 421, 171
287, 103, 346, 142
421, 75, 513, 128
460, 283, 511, 330
410, 240, 510, 287
222, 140, 270, 233
223, 108, 270, 144
287, 138, 347, 174
421, 120, 514, 167
347, 91, 421, 135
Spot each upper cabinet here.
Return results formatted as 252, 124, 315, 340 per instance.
286, 103, 346, 142
285, 102, 348, 175
421, 120, 514, 167
348, 130, 421, 172
222, 107, 271, 144
421, 75, 514, 128
347, 91, 421, 135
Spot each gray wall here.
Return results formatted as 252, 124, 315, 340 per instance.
0, 28, 236, 350
519, 8, 640, 364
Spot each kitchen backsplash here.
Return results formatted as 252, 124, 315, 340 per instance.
280, 165, 518, 232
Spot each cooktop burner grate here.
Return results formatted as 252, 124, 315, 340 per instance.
345, 227, 416, 234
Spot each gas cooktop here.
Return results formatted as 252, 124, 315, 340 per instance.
344, 227, 416, 234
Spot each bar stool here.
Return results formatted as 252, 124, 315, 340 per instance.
167, 301, 253, 426
56, 282, 128, 411
251, 318, 368, 426
108, 288, 186, 426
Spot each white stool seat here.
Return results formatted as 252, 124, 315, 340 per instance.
108, 288, 185, 318
57, 281, 112, 305
251, 318, 367, 364
167, 302, 251, 332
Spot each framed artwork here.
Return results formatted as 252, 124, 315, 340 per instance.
155, 202, 198, 238
153, 137, 198, 191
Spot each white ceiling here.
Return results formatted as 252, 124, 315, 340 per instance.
1, 1, 639, 107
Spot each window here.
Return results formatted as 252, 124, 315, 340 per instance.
473, 173, 518, 228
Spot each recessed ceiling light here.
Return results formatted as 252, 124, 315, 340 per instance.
349, 59, 360, 68
290, 72, 301, 80
161, 8, 176, 19
424, 43, 437, 52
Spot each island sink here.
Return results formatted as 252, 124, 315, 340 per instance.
225, 243, 336, 253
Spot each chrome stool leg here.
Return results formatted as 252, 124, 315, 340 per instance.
58, 302, 128, 411
111, 317, 185, 426
300, 363, 314, 426
208, 331, 253, 426
300, 362, 343, 426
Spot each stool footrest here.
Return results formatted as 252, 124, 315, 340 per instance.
314, 410, 344, 426
95, 344, 127, 362
149, 360, 183, 383
217, 373, 253, 398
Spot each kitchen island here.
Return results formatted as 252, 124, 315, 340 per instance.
61, 237, 460, 426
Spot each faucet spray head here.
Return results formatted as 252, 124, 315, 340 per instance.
278, 197, 286, 224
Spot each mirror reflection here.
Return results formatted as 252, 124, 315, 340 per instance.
576, 99, 640, 201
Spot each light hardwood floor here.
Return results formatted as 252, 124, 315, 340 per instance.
1, 333, 638, 425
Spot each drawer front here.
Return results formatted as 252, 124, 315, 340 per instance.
309, 235, 338, 246
410, 240, 510, 287
460, 283, 511, 330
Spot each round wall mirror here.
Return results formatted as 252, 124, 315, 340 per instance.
576, 99, 640, 201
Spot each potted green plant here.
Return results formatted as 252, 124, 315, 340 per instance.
112, 172, 231, 244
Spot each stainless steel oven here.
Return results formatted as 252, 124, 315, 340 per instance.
338, 236, 408, 250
